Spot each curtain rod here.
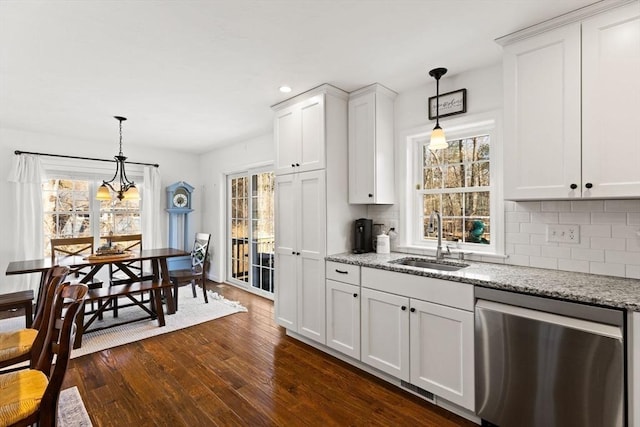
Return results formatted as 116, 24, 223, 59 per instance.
14, 150, 159, 168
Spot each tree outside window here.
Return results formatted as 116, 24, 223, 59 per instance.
42, 178, 141, 257
419, 134, 491, 245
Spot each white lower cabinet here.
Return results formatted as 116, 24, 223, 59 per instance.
326, 279, 360, 359
409, 298, 474, 410
359, 267, 475, 411
361, 287, 410, 381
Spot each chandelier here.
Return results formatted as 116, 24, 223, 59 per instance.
96, 116, 140, 201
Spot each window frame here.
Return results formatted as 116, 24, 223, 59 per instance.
40, 158, 144, 257
401, 111, 503, 256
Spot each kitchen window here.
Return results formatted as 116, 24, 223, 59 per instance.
406, 114, 501, 255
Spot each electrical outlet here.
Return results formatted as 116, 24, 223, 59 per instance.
547, 224, 580, 243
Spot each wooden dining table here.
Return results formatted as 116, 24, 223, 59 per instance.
5, 248, 189, 347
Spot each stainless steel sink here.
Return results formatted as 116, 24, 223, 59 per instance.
391, 257, 469, 271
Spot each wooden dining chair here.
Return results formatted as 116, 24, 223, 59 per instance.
0, 282, 88, 427
51, 236, 102, 313
98, 233, 143, 282
169, 233, 211, 310
0, 266, 69, 371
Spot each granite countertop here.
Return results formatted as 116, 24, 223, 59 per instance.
326, 252, 640, 312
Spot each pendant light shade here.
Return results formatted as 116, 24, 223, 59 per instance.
96, 116, 140, 201
428, 67, 448, 150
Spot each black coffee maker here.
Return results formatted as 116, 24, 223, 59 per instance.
353, 218, 373, 254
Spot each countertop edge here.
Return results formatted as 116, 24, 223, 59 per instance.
326, 254, 640, 312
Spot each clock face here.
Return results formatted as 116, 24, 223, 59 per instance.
173, 193, 188, 208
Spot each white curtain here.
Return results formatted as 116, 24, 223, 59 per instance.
6, 154, 46, 292
142, 166, 163, 249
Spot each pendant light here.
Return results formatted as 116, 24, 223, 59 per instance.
428, 67, 448, 150
96, 116, 140, 201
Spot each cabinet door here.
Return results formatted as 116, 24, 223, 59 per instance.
274, 105, 301, 175
361, 287, 410, 381
503, 23, 582, 200
299, 95, 326, 173
274, 174, 298, 328
349, 92, 376, 204
582, 3, 640, 198
297, 170, 327, 343
409, 299, 474, 410
326, 279, 360, 359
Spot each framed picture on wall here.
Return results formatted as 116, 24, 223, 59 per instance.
428, 88, 467, 120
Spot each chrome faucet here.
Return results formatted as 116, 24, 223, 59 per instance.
428, 210, 448, 261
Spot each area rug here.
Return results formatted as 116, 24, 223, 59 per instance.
71, 291, 247, 358
0, 291, 247, 359
58, 386, 93, 427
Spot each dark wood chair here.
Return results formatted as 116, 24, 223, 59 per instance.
169, 233, 211, 310
0, 267, 69, 371
0, 282, 88, 427
99, 233, 148, 284
51, 236, 102, 314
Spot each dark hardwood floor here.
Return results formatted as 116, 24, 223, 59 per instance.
58, 281, 477, 426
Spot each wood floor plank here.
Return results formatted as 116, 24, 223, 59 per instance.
61, 281, 477, 426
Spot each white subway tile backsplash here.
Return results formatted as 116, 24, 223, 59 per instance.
590, 262, 626, 277
605, 200, 640, 212
531, 212, 559, 224
541, 201, 571, 212
541, 246, 571, 259
504, 201, 516, 212
629, 213, 640, 225
605, 250, 640, 266
590, 237, 626, 251
505, 211, 530, 223
506, 232, 530, 245
558, 258, 590, 273
612, 225, 639, 238
591, 212, 627, 224
529, 256, 558, 270
505, 222, 520, 233
571, 200, 604, 212
571, 248, 605, 262
507, 254, 530, 266
515, 244, 541, 256
581, 224, 612, 238
531, 234, 552, 246
558, 212, 591, 224
520, 222, 547, 234
627, 265, 640, 279
515, 202, 541, 212
628, 238, 640, 252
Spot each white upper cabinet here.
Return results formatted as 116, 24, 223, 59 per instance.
348, 84, 397, 204
273, 86, 348, 176
582, 3, 640, 198
501, 1, 640, 200
502, 24, 582, 200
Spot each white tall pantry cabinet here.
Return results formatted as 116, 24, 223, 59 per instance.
272, 84, 365, 344
500, 1, 640, 200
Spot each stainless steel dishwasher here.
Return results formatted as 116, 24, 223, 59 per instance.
475, 287, 625, 427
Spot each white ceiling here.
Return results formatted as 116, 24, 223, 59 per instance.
1, 0, 598, 154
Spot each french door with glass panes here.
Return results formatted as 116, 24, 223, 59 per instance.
227, 170, 275, 298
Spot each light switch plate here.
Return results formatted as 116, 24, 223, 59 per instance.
547, 224, 580, 243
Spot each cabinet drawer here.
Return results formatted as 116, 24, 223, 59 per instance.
361, 267, 473, 311
326, 261, 360, 285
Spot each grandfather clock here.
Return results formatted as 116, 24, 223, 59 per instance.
166, 181, 194, 270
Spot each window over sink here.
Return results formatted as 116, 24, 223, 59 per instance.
406, 113, 502, 255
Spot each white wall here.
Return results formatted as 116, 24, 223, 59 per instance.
198, 134, 274, 282
0, 127, 201, 292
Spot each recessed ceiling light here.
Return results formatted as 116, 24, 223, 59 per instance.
279, 86, 292, 93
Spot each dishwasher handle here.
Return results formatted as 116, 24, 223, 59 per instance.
476, 299, 622, 340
